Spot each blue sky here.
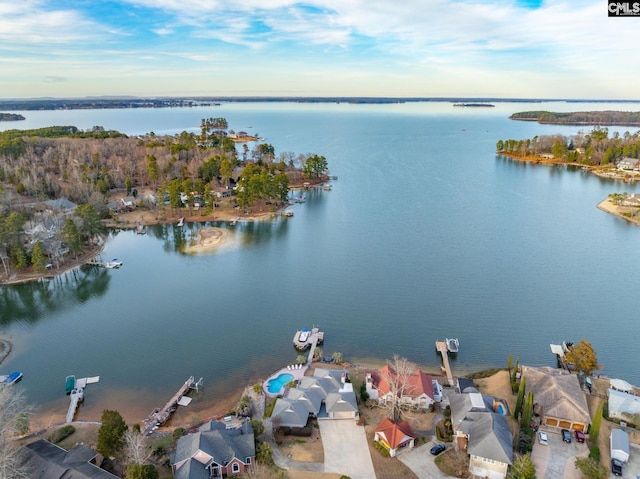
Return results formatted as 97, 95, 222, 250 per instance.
0, 0, 638, 99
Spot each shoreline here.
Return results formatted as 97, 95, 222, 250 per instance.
597, 198, 640, 226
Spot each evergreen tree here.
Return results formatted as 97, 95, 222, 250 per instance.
30, 240, 47, 272
97, 410, 128, 457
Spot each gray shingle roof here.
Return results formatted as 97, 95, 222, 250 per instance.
271, 398, 310, 427
173, 420, 255, 473
18, 439, 118, 479
460, 413, 513, 465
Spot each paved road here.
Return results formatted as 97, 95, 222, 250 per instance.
319, 420, 377, 479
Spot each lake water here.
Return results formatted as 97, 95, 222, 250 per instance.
2, 101, 640, 423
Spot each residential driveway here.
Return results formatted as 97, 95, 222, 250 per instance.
531, 428, 588, 479
398, 440, 450, 479
318, 420, 376, 479
617, 443, 640, 478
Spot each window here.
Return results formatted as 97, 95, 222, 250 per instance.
232, 463, 240, 473
246, 457, 252, 464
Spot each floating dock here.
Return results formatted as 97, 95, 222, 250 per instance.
142, 376, 203, 436
65, 376, 100, 423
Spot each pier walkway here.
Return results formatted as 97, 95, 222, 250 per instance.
435, 341, 455, 387
142, 376, 202, 435
307, 335, 320, 364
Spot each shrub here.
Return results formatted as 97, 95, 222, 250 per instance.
52, 425, 75, 443
373, 440, 390, 457
589, 445, 601, 462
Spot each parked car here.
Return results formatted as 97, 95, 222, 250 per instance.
561, 429, 572, 443
574, 430, 586, 443
538, 431, 548, 445
611, 458, 623, 476
530, 421, 539, 432
430, 443, 446, 456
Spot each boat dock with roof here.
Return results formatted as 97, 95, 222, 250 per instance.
142, 376, 203, 436
293, 327, 324, 350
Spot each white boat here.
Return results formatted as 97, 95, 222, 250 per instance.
177, 217, 184, 227
446, 338, 459, 353
293, 327, 324, 350
323, 184, 332, 191
284, 209, 294, 217
1, 371, 23, 384
105, 258, 123, 269
294, 195, 306, 203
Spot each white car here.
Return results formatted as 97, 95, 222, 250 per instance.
538, 431, 548, 445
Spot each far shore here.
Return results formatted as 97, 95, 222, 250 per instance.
597, 198, 640, 226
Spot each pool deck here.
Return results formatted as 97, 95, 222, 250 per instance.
263, 364, 309, 397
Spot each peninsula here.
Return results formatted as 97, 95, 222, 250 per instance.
0, 113, 25, 121
509, 110, 640, 126
0, 119, 329, 284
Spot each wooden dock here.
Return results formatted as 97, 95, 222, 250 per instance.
142, 376, 202, 436
435, 341, 455, 387
65, 376, 99, 423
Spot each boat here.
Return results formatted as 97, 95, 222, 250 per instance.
446, 338, 459, 353
136, 223, 147, 235
293, 327, 324, 350
65, 375, 76, 394
177, 217, 184, 227
294, 195, 306, 203
104, 258, 123, 269
1, 371, 23, 384
323, 183, 332, 191
283, 209, 294, 217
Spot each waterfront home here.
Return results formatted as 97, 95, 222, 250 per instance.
608, 388, 640, 422
172, 420, 255, 478
120, 196, 136, 210
521, 365, 590, 432
617, 157, 640, 171
365, 365, 441, 408
18, 439, 118, 479
374, 418, 416, 457
271, 368, 358, 428
449, 392, 513, 479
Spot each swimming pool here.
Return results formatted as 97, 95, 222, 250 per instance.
266, 373, 294, 395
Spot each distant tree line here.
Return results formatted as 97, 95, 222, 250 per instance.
510, 110, 640, 126
496, 127, 640, 166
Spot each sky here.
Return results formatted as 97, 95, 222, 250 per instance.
1, 0, 639, 100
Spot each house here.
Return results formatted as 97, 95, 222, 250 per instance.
365, 365, 441, 408
44, 198, 77, 214
449, 392, 513, 479
18, 439, 119, 479
121, 196, 136, 209
608, 388, 640, 422
617, 157, 640, 171
374, 418, 415, 457
172, 420, 255, 478
270, 368, 358, 428
521, 365, 590, 432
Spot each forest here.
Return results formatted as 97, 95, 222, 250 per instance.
510, 110, 640, 126
0, 118, 328, 276
496, 127, 640, 166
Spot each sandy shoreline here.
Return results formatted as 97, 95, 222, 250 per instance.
182, 226, 228, 253
597, 198, 640, 226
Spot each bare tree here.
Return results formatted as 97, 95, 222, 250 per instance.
379, 354, 416, 423
123, 429, 153, 466
0, 384, 34, 479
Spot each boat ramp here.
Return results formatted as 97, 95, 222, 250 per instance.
142, 376, 203, 436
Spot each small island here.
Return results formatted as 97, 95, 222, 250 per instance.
0, 113, 25, 121
453, 103, 495, 107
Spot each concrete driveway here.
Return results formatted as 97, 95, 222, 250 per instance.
398, 440, 451, 479
615, 443, 640, 478
318, 419, 376, 479
531, 428, 588, 479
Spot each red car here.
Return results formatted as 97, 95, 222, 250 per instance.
574, 430, 586, 443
